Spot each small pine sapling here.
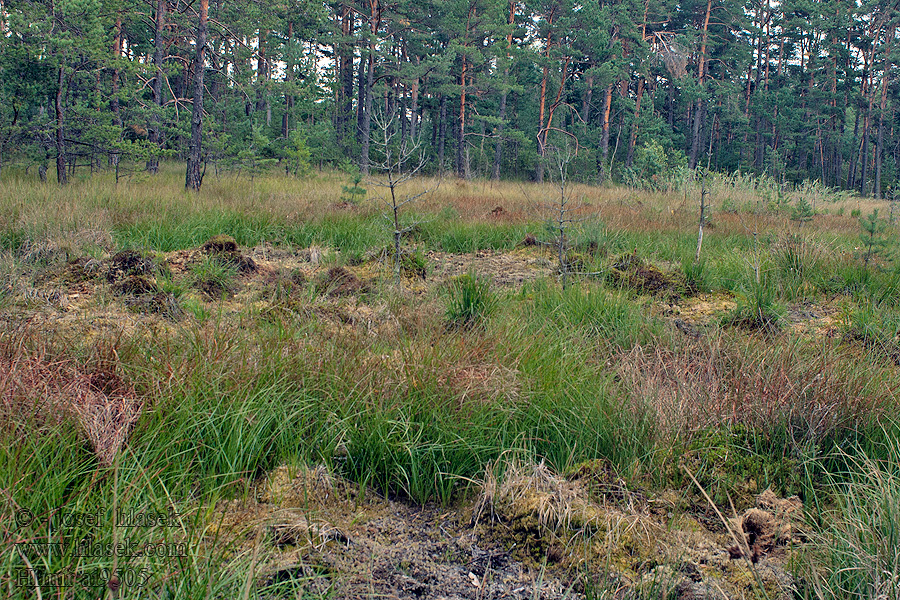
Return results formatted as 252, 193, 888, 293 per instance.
790, 196, 815, 227
340, 171, 367, 206
860, 209, 889, 266
285, 130, 311, 177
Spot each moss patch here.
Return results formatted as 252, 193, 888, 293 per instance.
606, 252, 693, 299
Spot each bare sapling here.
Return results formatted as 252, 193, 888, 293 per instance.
367, 109, 436, 282
696, 168, 708, 262
543, 135, 582, 290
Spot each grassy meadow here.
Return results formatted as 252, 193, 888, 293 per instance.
1, 164, 899, 598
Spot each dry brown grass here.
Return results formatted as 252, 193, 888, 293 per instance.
473, 459, 658, 543
0, 323, 141, 466
617, 336, 897, 441
2, 165, 892, 246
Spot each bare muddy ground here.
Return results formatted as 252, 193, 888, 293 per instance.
215, 465, 802, 600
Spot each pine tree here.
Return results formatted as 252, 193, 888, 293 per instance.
860, 209, 889, 266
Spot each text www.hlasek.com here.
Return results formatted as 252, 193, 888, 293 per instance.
16, 539, 188, 558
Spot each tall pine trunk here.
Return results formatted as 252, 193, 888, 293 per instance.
185, 0, 208, 191
110, 16, 123, 168
148, 0, 166, 173
359, 45, 374, 174
582, 72, 593, 125
858, 57, 874, 196
437, 95, 447, 171
535, 13, 555, 184
626, 78, 644, 167
536, 56, 549, 183
334, 6, 353, 145
257, 29, 270, 125
492, 1, 516, 181
55, 65, 67, 185
409, 56, 420, 141
847, 109, 860, 189
359, 0, 379, 175
859, 96, 872, 196
282, 22, 294, 140
492, 89, 508, 181
689, 0, 712, 170
456, 56, 468, 178
357, 41, 366, 144
342, 11, 355, 144
599, 84, 613, 182
875, 27, 893, 199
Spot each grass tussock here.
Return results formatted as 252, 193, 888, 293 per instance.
800, 431, 900, 599
445, 272, 497, 329
0, 326, 141, 467
619, 335, 893, 444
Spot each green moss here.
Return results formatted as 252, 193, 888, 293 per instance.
687, 424, 802, 507
201, 234, 240, 254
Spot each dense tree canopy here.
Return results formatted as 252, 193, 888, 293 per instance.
1, 0, 899, 194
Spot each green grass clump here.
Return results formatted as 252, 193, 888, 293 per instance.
681, 256, 709, 293
425, 220, 536, 253
445, 273, 497, 328
799, 428, 900, 599
842, 303, 900, 364
285, 215, 384, 255
723, 269, 784, 333
527, 280, 660, 351
115, 209, 280, 252
771, 233, 828, 299
190, 256, 239, 298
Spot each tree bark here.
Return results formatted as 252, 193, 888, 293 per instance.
357, 37, 366, 144
860, 96, 872, 196
359, 0, 379, 175
359, 44, 374, 174
535, 16, 555, 183
334, 5, 352, 145
283, 21, 294, 140
847, 108, 860, 189
110, 16, 123, 168
875, 27, 893, 199
582, 72, 593, 125
599, 84, 613, 182
626, 78, 644, 167
689, 0, 712, 169
438, 94, 447, 171
256, 29, 270, 125
342, 9, 355, 144
185, 0, 208, 191
492, 1, 516, 181
456, 55, 467, 178
148, 0, 166, 173
409, 55, 420, 141
55, 65, 67, 185
492, 89, 508, 181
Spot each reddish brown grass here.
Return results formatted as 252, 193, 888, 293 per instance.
0, 326, 141, 466
618, 337, 896, 441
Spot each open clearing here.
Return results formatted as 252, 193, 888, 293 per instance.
2, 169, 899, 599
